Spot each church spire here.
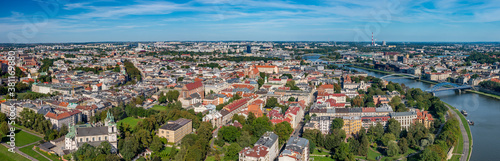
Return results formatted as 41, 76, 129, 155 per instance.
106, 109, 115, 124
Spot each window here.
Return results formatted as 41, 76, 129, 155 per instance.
99, 137, 101, 141
105, 136, 107, 140
93, 137, 95, 141
80, 138, 82, 142
86, 138, 88, 142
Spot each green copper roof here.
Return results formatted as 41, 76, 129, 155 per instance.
65, 123, 76, 138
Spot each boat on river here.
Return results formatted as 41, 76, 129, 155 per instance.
468, 120, 475, 126
461, 110, 468, 117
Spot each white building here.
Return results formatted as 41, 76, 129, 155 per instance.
65, 111, 118, 152
390, 111, 417, 130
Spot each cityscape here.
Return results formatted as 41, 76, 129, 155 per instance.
1, 1, 500, 161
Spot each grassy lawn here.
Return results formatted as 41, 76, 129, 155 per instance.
445, 102, 472, 161
367, 147, 382, 160
151, 105, 170, 111
1, 130, 42, 147
163, 146, 172, 154
312, 148, 331, 155
12, 124, 44, 136
205, 156, 215, 161
365, 146, 417, 161
0, 145, 30, 161
35, 146, 62, 161
450, 155, 461, 161
117, 117, 143, 129
355, 147, 382, 161
382, 148, 416, 161
454, 128, 464, 154
466, 90, 500, 100
311, 156, 335, 161
19, 144, 50, 161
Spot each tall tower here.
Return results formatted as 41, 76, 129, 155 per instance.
371, 32, 374, 46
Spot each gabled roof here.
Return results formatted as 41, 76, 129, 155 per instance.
185, 81, 203, 90
45, 110, 81, 120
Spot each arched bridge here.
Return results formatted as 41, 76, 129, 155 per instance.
425, 82, 473, 95
380, 74, 420, 80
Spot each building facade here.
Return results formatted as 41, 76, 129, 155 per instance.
65, 111, 118, 152
158, 118, 193, 144
239, 132, 279, 161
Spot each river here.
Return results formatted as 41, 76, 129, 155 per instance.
343, 66, 500, 161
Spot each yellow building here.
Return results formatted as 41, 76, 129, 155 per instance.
342, 116, 362, 137
158, 118, 192, 144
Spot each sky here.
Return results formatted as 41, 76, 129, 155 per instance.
0, 0, 500, 43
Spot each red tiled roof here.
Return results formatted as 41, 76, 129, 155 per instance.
45, 110, 81, 120
185, 81, 203, 90
362, 107, 376, 112
256, 65, 276, 68
59, 102, 69, 107
223, 98, 250, 112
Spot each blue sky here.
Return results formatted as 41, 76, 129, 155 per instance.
1, 0, 499, 43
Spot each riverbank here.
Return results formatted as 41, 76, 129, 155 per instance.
348, 65, 394, 74
349, 65, 438, 84
350, 65, 500, 100
444, 102, 473, 161
465, 89, 500, 100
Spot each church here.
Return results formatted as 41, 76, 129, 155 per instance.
65, 110, 118, 153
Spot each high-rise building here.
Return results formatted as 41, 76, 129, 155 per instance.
382, 41, 386, 46
247, 45, 252, 53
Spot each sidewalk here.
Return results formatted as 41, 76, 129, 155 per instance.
445, 104, 470, 161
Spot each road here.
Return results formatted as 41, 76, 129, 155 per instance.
292, 121, 305, 138
445, 104, 470, 161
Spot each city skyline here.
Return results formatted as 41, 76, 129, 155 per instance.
1, 0, 500, 43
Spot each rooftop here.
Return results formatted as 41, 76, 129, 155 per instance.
160, 118, 192, 131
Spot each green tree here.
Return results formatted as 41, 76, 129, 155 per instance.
333, 142, 354, 161
150, 136, 164, 152
387, 118, 401, 137
166, 90, 180, 102
0, 122, 9, 136
121, 137, 140, 161
288, 97, 296, 102
382, 133, 396, 147
257, 79, 264, 89
419, 146, 441, 161
331, 118, 344, 130
334, 83, 341, 93
237, 131, 252, 148
224, 143, 242, 161
387, 141, 400, 157
218, 126, 241, 143
386, 83, 395, 92
351, 96, 364, 107
265, 97, 279, 108
259, 72, 266, 79
398, 137, 409, 154
274, 122, 294, 144
0, 112, 6, 122
98, 141, 112, 155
